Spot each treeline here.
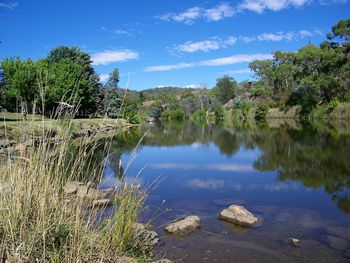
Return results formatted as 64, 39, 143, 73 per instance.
1, 18, 349, 122
0, 46, 104, 116
247, 18, 350, 117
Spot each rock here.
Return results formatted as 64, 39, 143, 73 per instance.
115, 256, 137, 263
325, 226, 350, 240
91, 199, 113, 208
76, 185, 89, 198
165, 215, 201, 235
219, 205, 258, 227
87, 187, 114, 200
152, 260, 173, 263
64, 181, 83, 195
132, 223, 159, 247
288, 238, 301, 247
0, 139, 13, 148
326, 235, 349, 251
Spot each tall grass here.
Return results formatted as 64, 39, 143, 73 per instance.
0, 105, 150, 262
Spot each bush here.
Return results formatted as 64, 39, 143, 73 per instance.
255, 104, 269, 121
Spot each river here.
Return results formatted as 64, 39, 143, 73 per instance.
100, 120, 350, 263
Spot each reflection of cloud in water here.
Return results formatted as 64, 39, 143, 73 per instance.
150, 162, 254, 172
185, 179, 242, 190
186, 179, 225, 189
248, 182, 302, 192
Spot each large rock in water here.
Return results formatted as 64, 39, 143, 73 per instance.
165, 215, 201, 235
219, 205, 258, 227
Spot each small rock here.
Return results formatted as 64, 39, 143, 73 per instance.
76, 185, 89, 198
288, 238, 301, 247
152, 260, 173, 263
165, 215, 201, 235
219, 205, 258, 227
326, 235, 349, 251
325, 226, 350, 240
92, 199, 113, 207
132, 223, 159, 247
0, 139, 13, 148
64, 181, 83, 195
115, 256, 137, 263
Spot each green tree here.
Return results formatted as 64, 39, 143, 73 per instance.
213, 76, 237, 104
46, 46, 101, 116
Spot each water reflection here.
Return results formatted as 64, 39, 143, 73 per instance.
98, 119, 350, 262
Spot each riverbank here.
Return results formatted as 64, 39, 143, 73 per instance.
0, 113, 170, 262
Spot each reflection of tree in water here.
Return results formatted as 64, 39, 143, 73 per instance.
253, 124, 350, 214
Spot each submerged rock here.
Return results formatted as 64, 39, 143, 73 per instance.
326, 235, 349, 251
288, 238, 301, 247
219, 205, 258, 227
165, 215, 201, 235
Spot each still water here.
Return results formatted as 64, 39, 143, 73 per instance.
101, 120, 350, 263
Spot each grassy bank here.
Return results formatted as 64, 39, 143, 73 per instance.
0, 112, 154, 262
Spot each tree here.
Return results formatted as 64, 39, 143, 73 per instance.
46, 46, 101, 116
0, 57, 37, 114
213, 76, 237, 104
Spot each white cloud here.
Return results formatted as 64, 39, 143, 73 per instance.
0, 2, 18, 9
172, 36, 237, 54
112, 29, 134, 37
204, 3, 235, 21
92, 50, 139, 66
239, 0, 311, 13
224, 68, 253, 75
319, 0, 348, 4
157, 3, 235, 24
99, 73, 109, 82
239, 29, 322, 43
145, 53, 272, 72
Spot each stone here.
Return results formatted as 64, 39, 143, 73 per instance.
219, 205, 258, 227
152, 260, 173, 263
64, 181, 83, 195
76, 185, 89, 198
87, 187, 114, 200
91, 199, 113, 208
326, 235, 349, 251
288, 238, 301, 247
0, 139, 13, 148
132, 223, 159, 247
165, 215, 201, 235
115, 256, 137, 263
325, 226, 350, 240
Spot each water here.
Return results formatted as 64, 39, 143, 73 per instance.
100, 120, 350, 262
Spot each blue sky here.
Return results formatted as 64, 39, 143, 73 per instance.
0, 0, 349, 90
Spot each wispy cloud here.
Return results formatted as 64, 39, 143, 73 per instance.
145, 53, 272, 72
171, 36, 237, 54
99, 73, 110, 82
157, 1, 346, 24
112, 29, 134, 38
238, 0, 311, 13
149, 162, 254, 172
92, 50, 139, 66
224, 68, 253, 75
157, 3, 235, 25
240, 29, 323, 43
0, 1, 18, 9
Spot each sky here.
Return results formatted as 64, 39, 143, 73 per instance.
0, 0, 349, 90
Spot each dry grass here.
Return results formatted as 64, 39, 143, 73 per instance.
0, 107, 150, 262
